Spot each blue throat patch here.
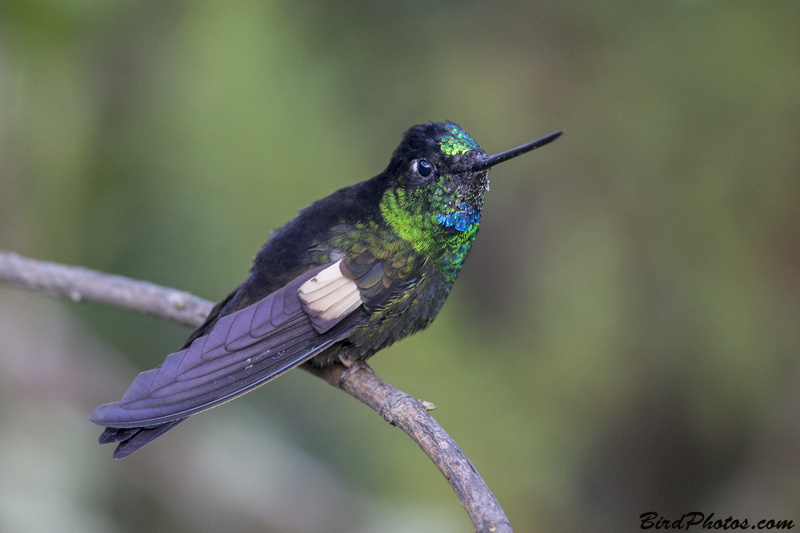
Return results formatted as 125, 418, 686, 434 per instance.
437, 203, 481, 233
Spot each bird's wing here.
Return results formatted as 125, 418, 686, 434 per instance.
297, 248, 415, 331
90, 262, 364, 428
340, 248, 413, 311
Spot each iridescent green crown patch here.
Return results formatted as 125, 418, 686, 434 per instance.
439, 125, 479, 156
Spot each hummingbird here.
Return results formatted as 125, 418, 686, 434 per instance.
90, 121, 562, 458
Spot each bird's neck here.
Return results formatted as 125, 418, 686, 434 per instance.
379, 187, 480, 285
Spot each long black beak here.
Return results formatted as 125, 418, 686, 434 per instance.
472, 130, 563, 172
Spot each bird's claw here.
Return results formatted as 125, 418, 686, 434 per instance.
339, 360, 373, 388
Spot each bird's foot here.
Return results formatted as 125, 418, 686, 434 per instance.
338, 360, 373, 388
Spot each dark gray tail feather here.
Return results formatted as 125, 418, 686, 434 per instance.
98, 418, 187, 459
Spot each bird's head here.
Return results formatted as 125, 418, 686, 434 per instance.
381, 121, 562, 240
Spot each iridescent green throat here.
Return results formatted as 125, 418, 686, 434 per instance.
379, 187, 439, 255
379, 186, 480, 285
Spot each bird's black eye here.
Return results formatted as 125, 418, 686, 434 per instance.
417, 159, 433, 178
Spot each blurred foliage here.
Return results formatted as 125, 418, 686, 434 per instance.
1, 1, 799, 532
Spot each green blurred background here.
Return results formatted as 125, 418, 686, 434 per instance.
1, 1, 799, 531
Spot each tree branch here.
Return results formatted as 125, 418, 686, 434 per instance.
0, 251, 210, 327
0, 250, 512, 533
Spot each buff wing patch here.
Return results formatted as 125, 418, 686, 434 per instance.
298, 260, 364, 334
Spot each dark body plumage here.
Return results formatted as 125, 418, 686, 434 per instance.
91, 121, 561, 458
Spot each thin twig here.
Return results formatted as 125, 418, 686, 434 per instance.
309, 363, 512, 533
0, 250, 512, 533
0, 251, 211, 326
